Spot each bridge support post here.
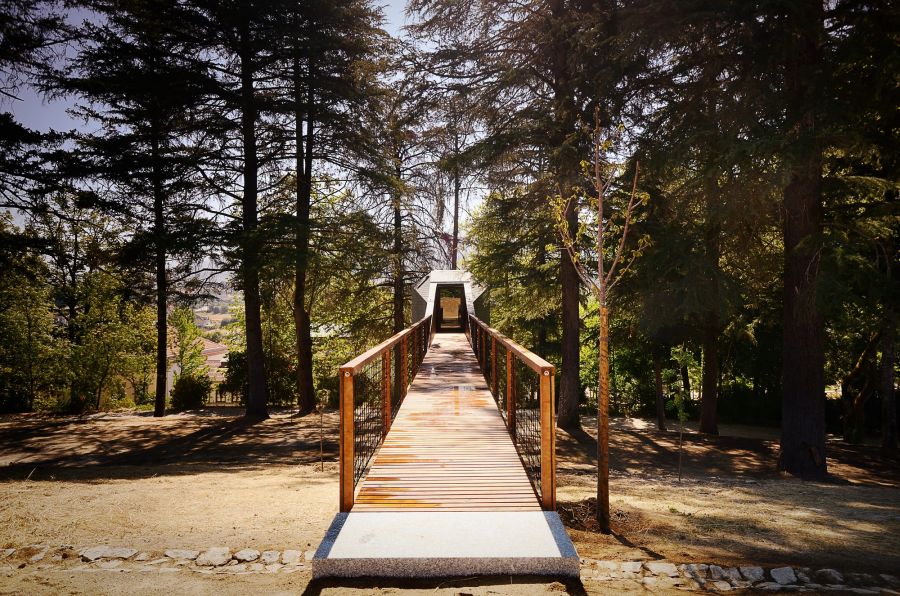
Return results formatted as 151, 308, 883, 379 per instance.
382, 350, 391, 437
506, 350, 515, 436
339, 367, 355, 512
539, 367, 556, 510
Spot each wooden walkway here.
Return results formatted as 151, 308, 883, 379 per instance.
353, 333, 540, 511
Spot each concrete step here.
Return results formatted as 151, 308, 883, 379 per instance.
312, 511, 579, 579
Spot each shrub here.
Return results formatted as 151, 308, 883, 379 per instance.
170, 374, 212, 411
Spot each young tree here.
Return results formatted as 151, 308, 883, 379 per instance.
556, 108, 644, 533
169, 306, 207, 381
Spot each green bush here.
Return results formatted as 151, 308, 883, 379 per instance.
170, 374, 212, 411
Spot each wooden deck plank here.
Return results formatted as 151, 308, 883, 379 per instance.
352, 332, 540, 512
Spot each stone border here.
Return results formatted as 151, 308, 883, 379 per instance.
580, 558, 900, 593
1, 545, 898, 593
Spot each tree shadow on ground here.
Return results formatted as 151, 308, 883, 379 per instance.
555, 421, 900, 574
558, 417, 900, 486
0, 410, 339, 482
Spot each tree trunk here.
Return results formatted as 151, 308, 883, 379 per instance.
681, 364, 691, 400
239, 23, 268, 419
654, 353, 667, 431
151, 125, 168, 418
293, 49, 315, 416
699, 171, 720, 435
881, 315, 896, 449
597, 306, 610, 533
699, 324, 719, 434
392, 184, 405, 334
778, 0, 826, 479
550, 0, 580, 431
451, 162, 460, 270
558, 195, 581, 429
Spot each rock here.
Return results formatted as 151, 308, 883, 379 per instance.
757, 582, 783, 592
816, 569, 845, 584
642, 577, 658, 586
265, 563, 282, 573
79, 546, 137, 562
741, 566, 766, 582
98, 560, 123, 569
281, 550, 301, 565
164, 549, 199, 561
771, 567, 798, 585
0, 549, 15, 560
105, 547, 135, 559
710, 566, 742, 582
620, 561, 643, 574
797, 571, 811, 584
78, 546, 107, 563
29, 548, 49, 563
684, 563, 709, 580
146, 558, 169, 565
260, 550, 280, 565
678, 578, 703, 590
225, 564, 247, 573
248, 563, 264, 572
848, 573, 876, 585
234, 549, 260, 563
645, 561, 679, 577
134, 553, 151, 562
847, 589, 878, 595
195, 548, 231, 567
709, 580, 733, 591
881, 575, 900, 588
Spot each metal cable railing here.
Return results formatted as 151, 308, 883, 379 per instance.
338, 314, 435, 512
467, 314, 556, 510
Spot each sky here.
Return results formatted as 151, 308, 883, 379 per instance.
9, 1, 410, 133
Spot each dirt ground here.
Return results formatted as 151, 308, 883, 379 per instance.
0, 409, 897, 595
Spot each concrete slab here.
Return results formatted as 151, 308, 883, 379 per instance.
312, 511, 579, 578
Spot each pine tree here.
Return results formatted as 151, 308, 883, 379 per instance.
279, 0, 385, 414
56, 0, 210, 417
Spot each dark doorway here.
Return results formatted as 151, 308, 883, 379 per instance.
435, 285, 464, 332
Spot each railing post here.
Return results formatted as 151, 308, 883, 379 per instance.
539, 366, 556, 510
339, 367, 355, 512
382, 350, 391, 437
491, 337, 498, 396
506, 350, 515, 436
400, 335, 408, 398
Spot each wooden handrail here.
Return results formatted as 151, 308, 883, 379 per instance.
468, 313, 556, 511
340, 316, 431, 374
468, 315, 555, 375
